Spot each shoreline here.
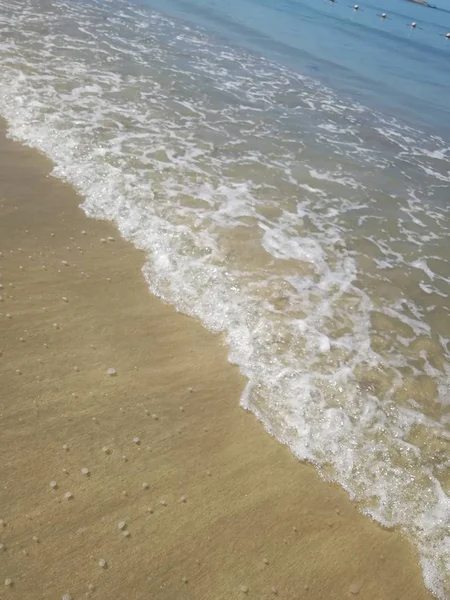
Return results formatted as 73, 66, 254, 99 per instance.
0, 122, 432, 599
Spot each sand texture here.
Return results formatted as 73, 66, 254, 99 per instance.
0, 124, 432, 600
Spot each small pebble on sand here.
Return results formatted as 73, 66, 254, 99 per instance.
122, 530, 131, 538
63, 444, 69, 451
240, 585, 249, 594
62, 296, 68, 302
118, 521, 126, 531
181, 577, 188, 584
263, 558, 269, 565
32, 536, 39, 543
61, 260, 68, 266
81, 467, 90, 477
271, 586, 278, 595
61, 594, 72, 600
50, 481, 58, 489
142, 482, 149, 490
180, 496, 187, 503
64, 491, 73, 500
98, 558, 107, 568
107, 237, 115, 242
132, 437, 140, 445
349, 583, 361, 595
0, 543, 5, 552
107, 367, 116, 376
160, 499, 167, 506
4, 578, 13, 587
100, 238, 107, 244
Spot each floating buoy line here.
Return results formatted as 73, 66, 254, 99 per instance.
326, 1, 449, 40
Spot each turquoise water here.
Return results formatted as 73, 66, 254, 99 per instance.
140, 0, 450, 133
0, 0, 449, 596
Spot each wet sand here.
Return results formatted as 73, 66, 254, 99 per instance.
0, 123, 432, 600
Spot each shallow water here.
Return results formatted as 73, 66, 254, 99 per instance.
0, 0, 449, 596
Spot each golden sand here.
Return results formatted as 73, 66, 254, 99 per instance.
0, 124, 431, 600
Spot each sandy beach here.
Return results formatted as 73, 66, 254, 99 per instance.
0, 122, 432, 599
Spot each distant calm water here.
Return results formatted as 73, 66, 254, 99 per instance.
141, 0, 450, 133
0, 0, 449, 596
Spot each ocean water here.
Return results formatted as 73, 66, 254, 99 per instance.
0, 0, 450, 596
